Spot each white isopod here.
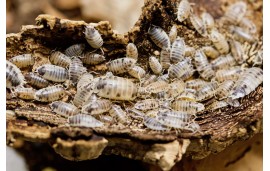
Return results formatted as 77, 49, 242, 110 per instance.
77, 73, 94, 90
211, 54, 236, 70
149, 56, 162, 75
68, 114, 104, 127
134, 99, 159, 111
109, 104, 128, 124
185, 79, 207, 90
143, 116, 169, 131
238, 17, 257, 34
141, 74, 158, 87
106, 58, 136, 74
126, 43, 138, 61
9, 54, 35, 69
215, 66, 243, 83
14, 87, 36, 100
224, 1, 247, 23
36, 64, 68, 82
171, 100, 205, 114
34, 85, 65, 102
206, 100, 229, 111
50, 101, 79, 118
201, 12, 215, 32
148, 25, 170, 48
230, 26, 256, 43
176, 88, 197, 101
6, 60, 25, 89
169, 25, 177, 43
194, 50, 215, 80
210, 29, 229, 54
84, 25, 103, 49
177, 0, 192, 22
168, 58, 195, 80
82, 98, 112, 115
49, 51, 71, 68
160, 47, 171, 69
170, 36, 185, 63
65, 43, 85, 57
81, 52, 106, 65
69, 57, 87, 85
215, 80, 235, 100
128, 66, 146, 79
196, 82, 218, 101
201, 46, 219, 59
189, 14, 207, 37
25, 72, 49, 89
184, 46, 196, 57
167, 79, 185, 98
73, 84, 93, 107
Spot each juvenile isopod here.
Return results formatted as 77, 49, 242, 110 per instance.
176, 89, 197, 101
201, 46, 219, 59
49, 51, 71, 68
157, 73, 170, 82
25, 72, 49, 89
73, 84, 93, 107
65, 43, 85, 57
69, 57, 87, 85
167, 79, 185, 98
211, 54, 236, 70
169, 25, 177, 43
160, 47, 171, 69
199, 65, 215, 81
109, 104, 128, 124
34, 85, 65, 102
149, 56, 162, 75
189, 14, 207, 37
128, 66, 146, 79
210, 29, 229, 54
126, 43, 138, 61
185, 79, 207, 90
106, 58, 136, 74
170, 36, 185, 63
215, 80, 235, 100
201, 12, 215, 32
157, 110, 192, 129
229, 39, 244, 64
36, 64, 68, 82
168, 58, 195, 80
184, 46, 196, 57
14, 87, 36, 100
229, 26, 256, 43
6, 60, 25, 89
77, 73, 94, 90
97, 115, 115, 124
228, 67, 263, 100
95, 76, 138, 101
84, 25, 103, 49
134, 99, 159, 111
50, 101, 79, 118
9, 54, 35, 69
196, 82, 218, 101
81, 52, 106, 65
224, 1, 247, 23
194, 50, 215, 80
148, 25, 170, 48
171, 100, 205, 114
238, 17, 257, 34
82, 98, 112, 115
68, 114, 104, 128
177, 0, 192, 22
206, 100, 229, 111
142, 80, 169, 94
141, 74, 157, 87
143, 116, 170, 131
215, 66, 243, 83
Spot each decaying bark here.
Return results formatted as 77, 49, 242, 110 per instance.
6, 0, 262, 170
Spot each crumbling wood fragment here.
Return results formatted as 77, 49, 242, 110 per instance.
6, 0, 262, 170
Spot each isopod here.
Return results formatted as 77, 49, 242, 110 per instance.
201, 46, 219, 59
148, 25, 170, 48
177, 0, 192, 22
215, 66, 243, 83
6, 60, 25, 89
169, 25, 177, 43
170, 36, 185, 63
201, 12, 215, 32
185, 79, 207, 90
230, 26, 256, 43
73, 84, 93, 107
77, 73, 94, 90
34, 85, 65, 102
143, 116, 169, 131
210, 29, 229, 54
126, 43, 138, 61
69, 57, 87, 85
167, 79, 185, 98
9, 54, 35, 68
128, 66, 146, 79
84, 25, 103, 49
49, 51, 71, 68
141, 74, 157, 87
168, 58, 195, 80
50, 101, 79, 118
157, 110, 191, 129
176, 88, 197, 101
25, 72, 49, 89
68, 114, 104, 127
109, 104, 128, 124
14, 87, 36, 100
211, 54, 236, 70
65, 43, 85, 57
98, 115, 114, 124
149, 56, 162, 75
143, 80, 169, 94
157, 73, 170, 82
106, 58, 136, 74
215, 80, 235, 100
199, 65, 215, 81
189, 14, 207, 37
82, 98, 112, 115
184, 46, 196, 57
160, 47, 171, 69
196, 82, 218, 101
224, 1, 247, 23
171, 100, 205, 114
238, 17, 257, 34
134, 99, 159, 111
206, 100, 229, 111
36, 64, 68, 82
95, 76, 138, 101
81, 52, 106, 65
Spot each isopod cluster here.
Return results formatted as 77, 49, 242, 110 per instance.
6, 1, 262, 134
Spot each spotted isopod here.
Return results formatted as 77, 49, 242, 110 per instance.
50, 101, 79, 118
134, 99, 159, 111
143, 80, 169, 94
128, 66, 146, 79
167, 79, 185, 98
194, 50, 215, 80
199, 65, 215, 81
215, 66, 243, 83
9, 54, 35, 69
196, 82, 218, 101
189, 14, 207, 37
177, 0, 192, 22
95, 76, 138, 101
238, 17, 257, 34
73, 84, 93, 107
229, 26, 256, 43
168, 58, 195, 80
34, 85, 65, 102
201, 46, 219, 59
77, 73, 94, 90
97, 115, 114, 124
211, 54, 236, 70
84, 25, 103, 49
160, 47, 171, 69
81, 52, 106, 65
206, 100, 229, 111
176, 89, 197, 101
141, 74, 157, 87
106, 58, 136, 74
149, 56, 162, 75
184, 46, 196, 57
49, 51, 71, 68
215, 80, 235, 100
169, 25, 177, 43
14, 87, 36, 100
201, 12, 215, 32
6, 60, 25, 89
224, 1, 247, 23
157, 110, 192, 129
126, 43, 138, 61
185, 79, 207, 90
143, 116, 169, 131
68, 114, 104, 128
157, 73, 170, 82
148, 25, 170, 48
36, 64, 68, 82
65, 43, 85, 57
171, 100, 205, 114
210, 29, 229, 54
25, 72, 49, 89
69, 57, 87, 85
109, 104, 128, 124
170, 36, 185, 63
82, 98, 112, 115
